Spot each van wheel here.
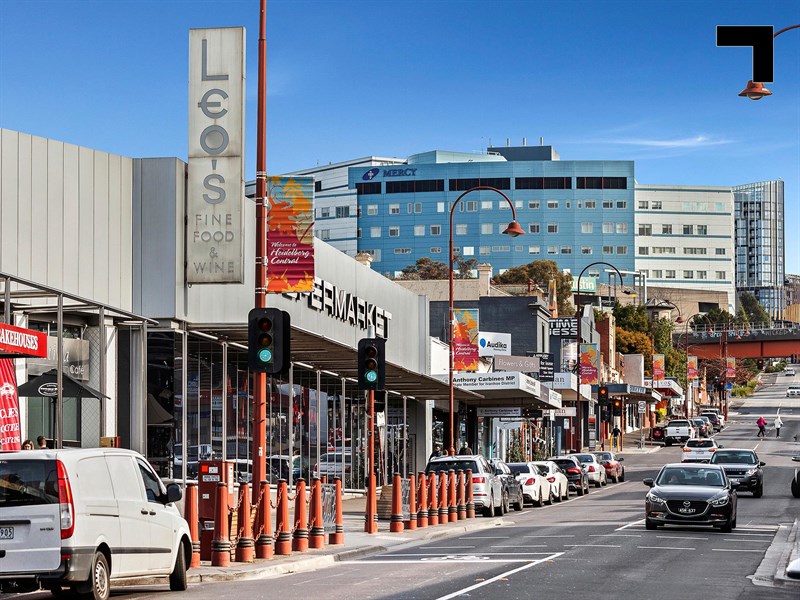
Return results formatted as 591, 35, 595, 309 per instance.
169, 544, 188, 591
78, 552, 109, 600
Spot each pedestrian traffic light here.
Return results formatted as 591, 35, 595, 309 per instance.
612, 398, 622, 416
598, 385, 609, 405
358, 337, 385, 391
248, 308, 290, 375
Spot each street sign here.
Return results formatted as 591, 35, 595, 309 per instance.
725, 383, 733, 390
637, 401, 646, 414
554, 407, 577, 417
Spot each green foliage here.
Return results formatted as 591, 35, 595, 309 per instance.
652, 317, 676, 355
398, 257, 450, 280
492, 260, 575, 315
612, 303, 650, 334
738, 292, 771, 326
704, 307, 737, 326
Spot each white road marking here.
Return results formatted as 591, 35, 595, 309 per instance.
428, 546, 476, 549
637, 546, 694, 550
433, 552, 565, 600
347, 559, 541, 564
712, 548, 764, 552
657, 535, 707, 540
490, 545, 548, 548
722, 538, 770, 542
386, 552, 556, 556
589, 534, 641, 538
563, 544, 621, 548
462, 536, 509, 539
522, 534, 575, 538
615, 518, 645, 531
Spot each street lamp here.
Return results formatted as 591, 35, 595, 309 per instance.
448, 186, 523, 456
737, 24, 800, 100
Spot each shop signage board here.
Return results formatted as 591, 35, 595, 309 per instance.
554, 407, 576, 417
549, 318, 578, 337
188, 27, 246, 283
27, 337, 90, 382
552, 372, 577, 390
0, 323, 47, 358
453, 309, 479, 371
638, 401, 646, 413
477, 407, 522, 417
478, 331, 511, 357
532, 352, 555, 382
266, 176, 315, 292
494, 355, 538, 373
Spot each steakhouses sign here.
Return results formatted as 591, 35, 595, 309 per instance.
0, 323, 47, 358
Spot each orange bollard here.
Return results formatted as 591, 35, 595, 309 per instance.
254, 479, 273, 559
457, 470, 466, 520
235, 483, 254, 562
274, 480, 292, 555
416, 472, 428, 528
309, 478, 325, 549
390, 474, 404, 533
438, 472, 448, 524
210, 482, 231, 567
448, 470, 457, 523
292, 479, 309, 552
185, 482, 201, 568
405, 474, 417, 530
465, 468, 475, 518
428, 472, 439, 526
328, 478, 344, 545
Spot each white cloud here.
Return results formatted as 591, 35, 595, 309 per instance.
608, 135, 732, 148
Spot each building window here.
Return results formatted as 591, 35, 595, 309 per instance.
528, 201, 540, 209
336, 206, 350, 218
662, 224, 672, 234
697, 270, 707, 279
414, 225, 425, 236
560, 246, 572, 254
547, 245, 558, 255
394, 248, 412, 254
492, 245, 510, 252
450, 177, 510, 191
616, 223, 628, 234
683, 225, 694, 235
462, 246, 475, 256
652, 270, 662, 278
481, 201, 493, 209
617, 246, 628, 255
576, 176, 627, 189
385, 179, 444, 193
389, 204, 400, 214
584, 200, 596, 209
389, 226, 400, 237
697, 225, 708, 235
603, 200, 613, 209
581, 246, 593, 255
602, 222, 613, 234
617, 201, 627, 209
430, 225, 441, 236
317, 229, 330, 241
529, 223, 540, 234
566, 201, 571, 208
430, 247, 442, 253
581, 222, 593, 234
367, 205, 378, 216
638, 200, 649, 209
356, 182, 381, 195
464, 201, 477, 212
684, 247, 707, 255
547, 223, 558, 234
684, 270, 694, 279
602, 245, 615, 254
515, 176, 571, 189
715, 248, 726, 255
319, 207, 331, 218
652, 246, 676, 254
638, 224, 652, 236
437, 202, 445, 213
716, 271, 726, 280
665, 270, 676, 279
481, 223, 493, 234
528, 245, 540, 255
652, 201, 663, 210
639, 246, 649, 255
315, 180, 323, 193
547, 200, 559, 209
480, 246, 491, 256
455, 224, 467, 235
357, 228, 362, 238
370, 227, 381, 238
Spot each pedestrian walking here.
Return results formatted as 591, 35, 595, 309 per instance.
611, 426, 621, 450
429, 443, 443, 460
774, 415, 783, 438
36, 435, 48, 449
458, 441, 473, 455
21, 439, 34, 450
756, 416, 766, 437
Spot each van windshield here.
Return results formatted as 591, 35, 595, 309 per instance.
0, 459, 59, 507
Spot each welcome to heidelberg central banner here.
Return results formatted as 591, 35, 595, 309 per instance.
266, 176, 315, 293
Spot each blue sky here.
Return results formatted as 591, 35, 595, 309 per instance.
1, 0, 798, 272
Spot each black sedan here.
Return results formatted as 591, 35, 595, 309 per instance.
548, 456, 590, 496
643, 463, 737, 532
710, 448, 765, 497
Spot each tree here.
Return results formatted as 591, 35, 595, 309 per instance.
398, 257, 450, 280
704, 307, 736, 326
612, 303, 650, 335
738, 292, 771, 326
615, 328, 652, 359
493, 260, 574, 315
456, 257, 479, 279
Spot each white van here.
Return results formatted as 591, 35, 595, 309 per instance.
0, 448, 191, 600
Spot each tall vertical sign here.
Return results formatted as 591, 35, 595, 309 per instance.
579, 343, 600, 385
266, 177, 315, 292
453, 309, 479, 371
652, 354, 665, 381
188, 28, 246, 283
726, 357, 736, 378
687, 356, 698, 380
0, 359, 22, 451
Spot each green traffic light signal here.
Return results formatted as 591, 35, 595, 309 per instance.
248, 308, 290, 375
358, 338, 385, 390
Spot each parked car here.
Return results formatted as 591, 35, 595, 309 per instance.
691, 417, 710, 438
425, 455, 502, 517
651, 425, 666, 443
489, 459, 524, 512
508, 462, 551, 507
532, 461, 570, 502
312, 452, 352, 480
592, 451, 625, 483
710, 448, 765, 497
0, 448, 191, 599
701, 412, 723, 432
664, 419, 696, 446
787, 384, 800, 398
574, 453, 607, 488
548, 456, 590, 496
682, 438, 721, 463
785, 368, 796, 376
268, 454, 310, 481
792, 455, 800, 498
643, 463, 738, 532
701, 409, 725, 429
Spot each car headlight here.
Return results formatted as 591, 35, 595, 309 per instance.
646, 492, 666, 505
709, 494, 729, 507
745, 468, 758, 476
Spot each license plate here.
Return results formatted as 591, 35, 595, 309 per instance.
0, 526, 13, 540
678, 508, 696, 514
730, 478, 740, 484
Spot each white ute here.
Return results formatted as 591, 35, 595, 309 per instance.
0, 448, 191, 600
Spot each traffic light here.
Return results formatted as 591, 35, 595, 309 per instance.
248, 308, 290, 375
612, 398, 622, 417
598, 385, 609, 406
358, 337, 386, 391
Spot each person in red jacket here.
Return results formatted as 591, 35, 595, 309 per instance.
756, 416, 767, 437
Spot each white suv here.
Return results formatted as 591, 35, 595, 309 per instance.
0, 448, 191, 599
787, 385, 800, 398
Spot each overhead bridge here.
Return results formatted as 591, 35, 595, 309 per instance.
677, 322, 800, 359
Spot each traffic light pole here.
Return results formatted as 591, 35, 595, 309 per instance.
365, 389, 377, 533
251, 0, 268, 505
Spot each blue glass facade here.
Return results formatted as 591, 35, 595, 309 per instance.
349, 149, 635, 277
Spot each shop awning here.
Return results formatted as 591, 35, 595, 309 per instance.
16, 369, 109, 399
434, 371, 562, 410
644, 379, 682, 398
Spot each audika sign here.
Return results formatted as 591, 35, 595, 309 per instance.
188, 28, 246, 283
478, 331, 511, 357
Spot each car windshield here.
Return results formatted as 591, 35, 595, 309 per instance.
594, 453, 613, 461
426, 459, 479, 474
575, 454, 595, 462
711, 451, 757, 465
657, 467, 725, 487
535, 465, 549, 475
508, 464, 532, 476
686, 440, 715, 448
552, 460, 577, 470
668, 420, 690, 427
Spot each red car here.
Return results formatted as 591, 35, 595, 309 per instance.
592, 451, 625, 483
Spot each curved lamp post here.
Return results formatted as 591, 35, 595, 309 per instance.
738, 24, 800, 100
448, 186, 524, 455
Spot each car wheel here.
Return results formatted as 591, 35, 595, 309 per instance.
601, 473, 607, 486
611, 473, 618, 484
753, 483, 763, 498
792, 476, 800, 498
514, 490, 524, 511
483, 495, 494, 517
169, 542, 188, 591
594, 477, 602, 488
584, 479, 591, 494
576, 482, 584, 496
665, 440, 671, 447
732, 515, 737, 529
77, 551, 110, 600
496, 490, 508, 516
619, 469, 625, 483
562, 485, 569, 501
536, 490, 545, 507
645, 518, 658, 530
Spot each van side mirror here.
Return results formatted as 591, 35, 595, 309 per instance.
166, 482, 182, 504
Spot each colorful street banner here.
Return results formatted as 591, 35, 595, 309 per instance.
687, 355, 698, 380
653, 354, 665, 381
453, 309, 480, 371
0, 359, 22, 451
579, 343, 600, 385
726, 357, 736, 378
266, 176, 315, 293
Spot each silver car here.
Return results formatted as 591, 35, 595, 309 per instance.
425, 455, 503, 517
574, 453, 607, 488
